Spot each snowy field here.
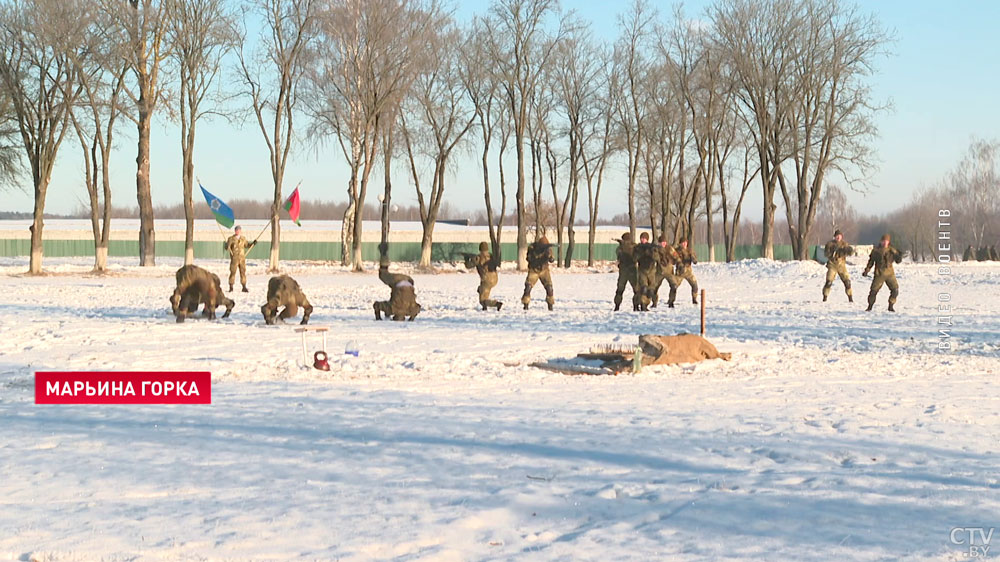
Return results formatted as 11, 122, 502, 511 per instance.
1, 256, 998, 561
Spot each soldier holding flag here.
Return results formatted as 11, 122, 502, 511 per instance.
225, 226, 255, 293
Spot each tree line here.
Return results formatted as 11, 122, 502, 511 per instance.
0, 0, 905, 273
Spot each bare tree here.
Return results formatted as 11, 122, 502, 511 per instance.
483, 0, 566, 270
711, 0, 799, 259
399, 24, 476, 267
950, 138, 999, 247
237, 0, 315, 272
67, 5, 128, 272
101, 0, 173, 266
611, 0, 655, 240
307, 0, 440, 271
778, 0, 889, 260
580, 55, 617, 265
0, 0, 83, 274
552, 21, 604, 266
168, 0, 236, 265
460, 22, 507, 258
0, 81, 21, 189
720, 137, 758, 261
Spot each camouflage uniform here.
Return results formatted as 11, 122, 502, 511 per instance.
613, 233, 637, 311
633, 241, 659, 312
467, 242, 502, 311
225, 231, 255, 292
374, 255, 421, 321
670, 241, 699, 306
822, 233, 855, 302
170, 265, 234, 323
522, 237, 555, 310
864, 234, 903, 312
652, 235, 680, 309
261, 275, 313, 325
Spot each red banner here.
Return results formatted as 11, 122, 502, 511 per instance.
35, 372, 212, 405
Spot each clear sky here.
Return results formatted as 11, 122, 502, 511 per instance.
3, 0, 999, 221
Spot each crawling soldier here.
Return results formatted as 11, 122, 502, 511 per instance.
170, 265, 234, 323
374, 243, 421, 321
261, 275, 313, 325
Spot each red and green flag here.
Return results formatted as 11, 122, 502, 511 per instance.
283, 187, 301, 226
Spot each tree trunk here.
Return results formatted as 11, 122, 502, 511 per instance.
515, 133, 527, 271
182, 127, 195, 266
28, 186, 46, 275
136, 109, 155, 266
419, 227, 433, 267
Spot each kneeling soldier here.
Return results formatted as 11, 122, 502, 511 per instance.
863, 233, 903, 312
261, 275, 313, 325
823, 229, 855, 303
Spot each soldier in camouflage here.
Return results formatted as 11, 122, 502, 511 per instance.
652, 234, 680, 309
225, 225, 256, 293
261, 275, 313, 325
613, 232, 637, 311
465, 241, 503, 311
374, 244, 421, 321
522, 236, 555, 311
863, 233, 903, 312
633, 232, 658, 312
670, 237, 699, 306
822, 229, 855, 303
170, 264, 234, 323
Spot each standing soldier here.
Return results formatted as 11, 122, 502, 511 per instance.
225, 225, 256, 293
633, 232, 658, 312
822, 229, 855, 303
652, 234, 680, 309
522, 236, 555, 311
466, 241, 503, 311
613, 232, 637, 311
863, 233, 903, 312
670, 237, 699, 306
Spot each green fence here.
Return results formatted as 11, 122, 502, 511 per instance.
1, 238, 822, 263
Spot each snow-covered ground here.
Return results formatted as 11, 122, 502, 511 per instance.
1, 256, 998, 561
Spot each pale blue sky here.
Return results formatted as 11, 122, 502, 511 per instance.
4, 0, 999, 220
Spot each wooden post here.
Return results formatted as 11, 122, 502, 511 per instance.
700, 289, 706, 336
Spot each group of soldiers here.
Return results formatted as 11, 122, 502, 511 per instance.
613, 233, 699, 312
963, 244, 1000, 262
172, 223, 918, 324
822, 229, 902, 311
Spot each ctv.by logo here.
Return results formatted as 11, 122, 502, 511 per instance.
951, 527, 995, 558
